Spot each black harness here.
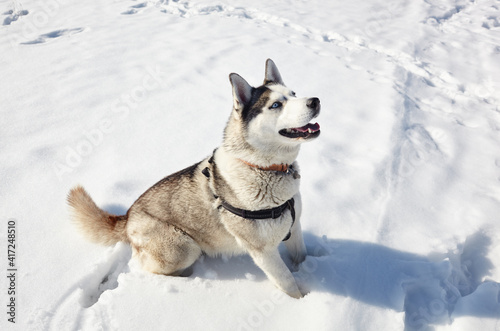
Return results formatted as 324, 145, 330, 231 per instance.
220, 198, 295, 241
201, 153, 296, 241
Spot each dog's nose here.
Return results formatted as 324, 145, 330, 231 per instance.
307, 97, 320, 111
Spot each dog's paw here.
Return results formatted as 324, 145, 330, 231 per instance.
289, 288, 308, 299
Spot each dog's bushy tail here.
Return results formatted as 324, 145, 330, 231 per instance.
67, 185, 129, 245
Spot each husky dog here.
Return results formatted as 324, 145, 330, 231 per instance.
68, 59, 320, 298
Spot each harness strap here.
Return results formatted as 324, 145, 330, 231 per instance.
202, 151, 296, 242
220, 198, 295, 241
283, 199, 295, 241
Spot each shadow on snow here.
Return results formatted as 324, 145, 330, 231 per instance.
298, 231, 499, 330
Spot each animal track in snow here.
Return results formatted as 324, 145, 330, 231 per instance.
3, 9, 28, 25
131, 2, 149, 8
37, 244, 131, 330
141, 0, 496, 110
426, 5, 466, 25
21, 28, 85, 45
79, 244, 131, 308
482, 15, 500, 29
121, 2, 149, 15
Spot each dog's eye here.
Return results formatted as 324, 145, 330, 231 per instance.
270, 102, 282, 109
290, 91, 296, 97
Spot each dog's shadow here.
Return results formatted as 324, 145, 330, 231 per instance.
305, 232, 499, 329
194, 231, 499, 330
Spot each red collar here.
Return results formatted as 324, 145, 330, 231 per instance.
239, 159, 289, 173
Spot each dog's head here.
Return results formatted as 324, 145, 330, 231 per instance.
228, 59, 320, 152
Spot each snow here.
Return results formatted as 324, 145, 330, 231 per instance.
1, 0, 500, 330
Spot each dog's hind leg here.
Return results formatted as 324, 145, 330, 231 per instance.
130, 220, 202, 277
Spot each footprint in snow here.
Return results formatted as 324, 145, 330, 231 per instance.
482, 16, 500, 29
21, 28, 85, 45
3, 9, 29, 26
36, 243, 131, 330
78, 243, 131, 308
121, 2, 148, 15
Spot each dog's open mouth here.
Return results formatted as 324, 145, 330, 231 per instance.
279, 122, 321, 139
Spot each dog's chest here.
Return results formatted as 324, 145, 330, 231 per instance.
210, 152, 301, 209
239, 171, 299, 208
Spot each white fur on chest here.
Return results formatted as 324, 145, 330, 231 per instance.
215, 149, 300, 209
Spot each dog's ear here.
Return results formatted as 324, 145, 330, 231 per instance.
264, 59, 285, 85
229, 73, 253, 112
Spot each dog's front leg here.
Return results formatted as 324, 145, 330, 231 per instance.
249, 248, 303, 299
284, 219, 307, 265
285, 193, 307, 265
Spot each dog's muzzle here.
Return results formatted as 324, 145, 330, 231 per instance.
307, 97, 321, 116
279, 97, 321, 140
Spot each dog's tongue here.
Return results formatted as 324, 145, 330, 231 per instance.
294, 122, 320, 132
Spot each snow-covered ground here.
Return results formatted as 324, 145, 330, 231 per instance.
2, 0, 500, 330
